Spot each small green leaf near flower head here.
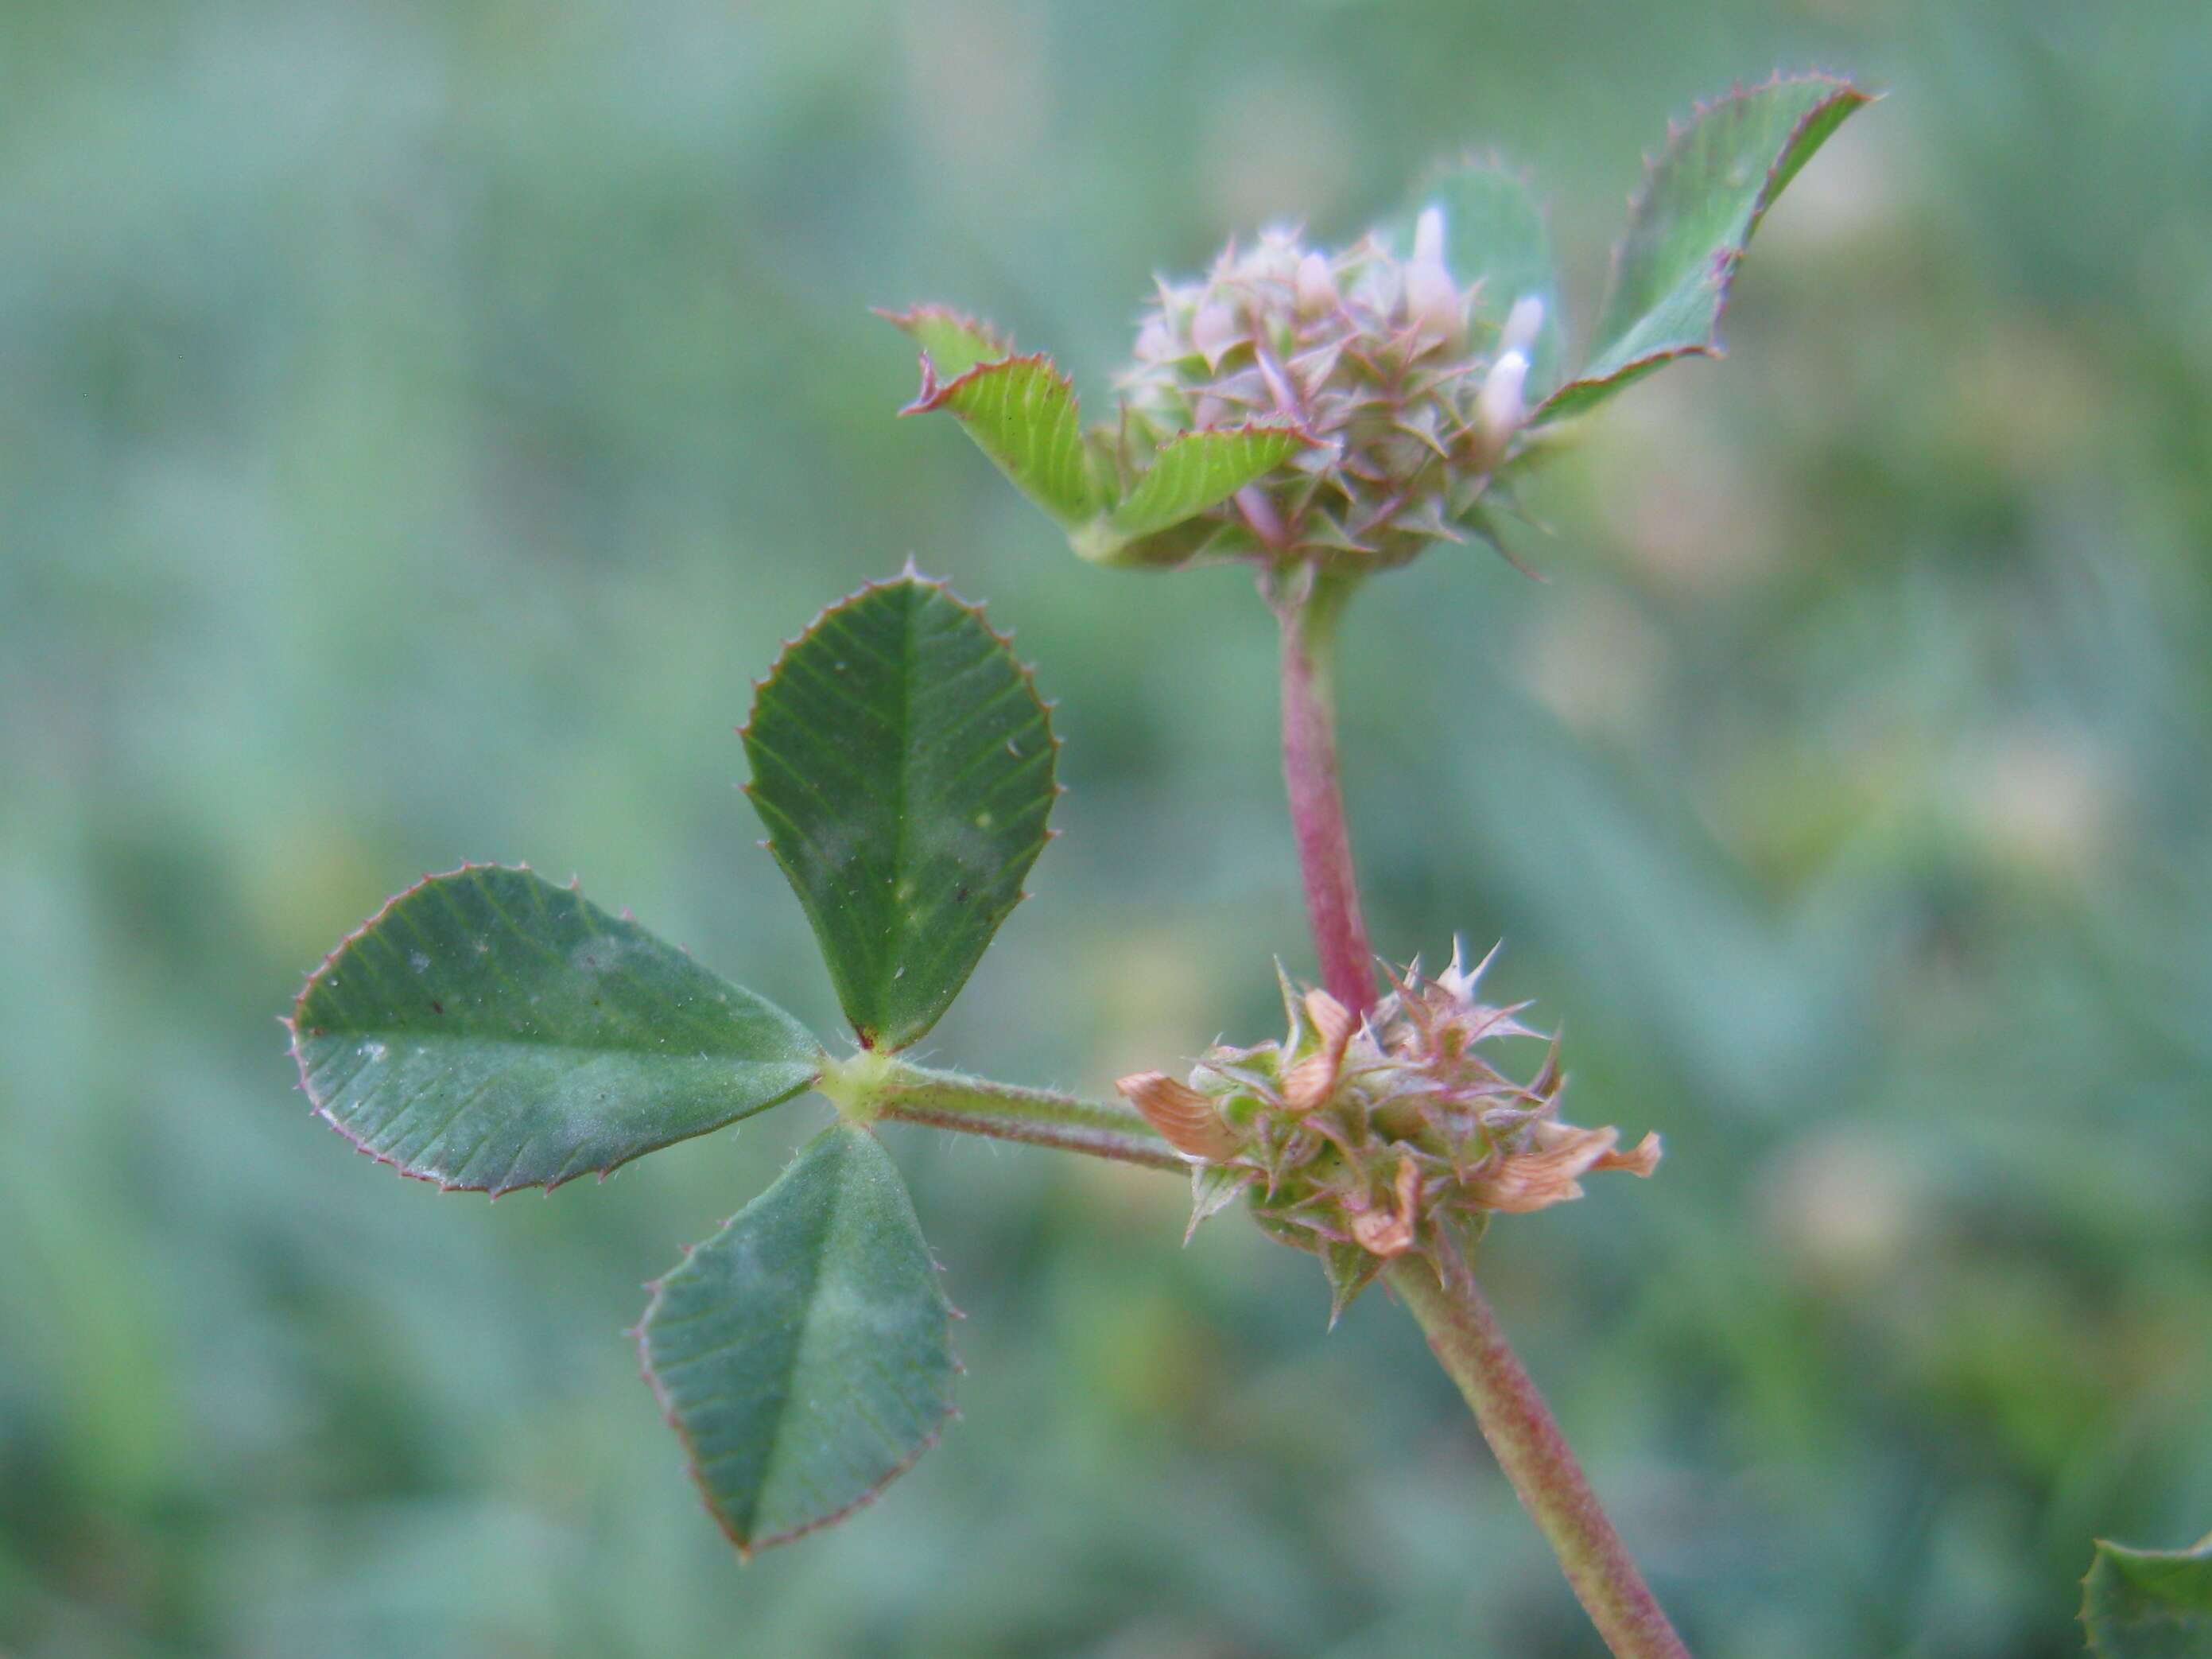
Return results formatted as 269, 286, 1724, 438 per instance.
901, 351, 1100, 526
1108, 425, 1310, 540
1073, 423, 1315, 566
2083, 1533, 2212, 1658
890, 307, 1311, 568
880, 304, 1011, 383
1536, 73, 1872, 422
290, 865, 821, 1194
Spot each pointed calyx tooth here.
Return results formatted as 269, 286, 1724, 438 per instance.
1281, 989, 1358, 1113
1118, 1071, 1240, 1162
1191, 300, 1244, 368
1236, 483, 1289, 547
1252, 349, 1301, 418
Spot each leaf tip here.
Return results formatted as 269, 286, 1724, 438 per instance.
877, 301, 1010, 348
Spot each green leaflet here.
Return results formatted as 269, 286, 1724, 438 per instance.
1537, 74, 1870, 422
744, 575, 1057, 1050
1089, 425, 1307, 556
882, 304, 1011, 384
290, 866, 820, 1194
638, 1122, 957, 1556
891, 316, 1305, 565
902, 352, 1098, 525
2084, 1534, 2212, 1659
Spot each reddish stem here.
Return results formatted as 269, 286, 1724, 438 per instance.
1388, 1240, 1694, 1659
1276, 571, 1378, 1014
1271, 561, 1690, 1659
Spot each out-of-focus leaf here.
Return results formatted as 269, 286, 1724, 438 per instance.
291, 866, 821, 1194
2083, 1534, 2212, 1658
901, 352, 1098, 525
1398, 159, 1566, 398
638, 1122, 956, 1556
1537, 74, 1870, 421
743, 575, 1056, 1051
880, 305, 1012, 385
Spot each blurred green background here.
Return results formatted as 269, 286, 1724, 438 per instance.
5, 1, 2210, 1654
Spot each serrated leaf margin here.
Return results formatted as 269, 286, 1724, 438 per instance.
901, 351, 1099, 525
632, 1124, 960, 1559
1535, 72, 1873, 423
285, 862, 823, 1197
739, 569, 1063, 1051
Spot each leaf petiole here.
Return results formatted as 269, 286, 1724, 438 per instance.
820, 1052, 1182, 1171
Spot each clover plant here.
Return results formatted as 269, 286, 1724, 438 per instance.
289, 76, 1927, 1657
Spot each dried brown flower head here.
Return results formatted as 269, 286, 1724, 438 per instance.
1118, 947, 1659, 1320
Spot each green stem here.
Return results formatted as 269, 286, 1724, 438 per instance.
1387, 1241, 1693, 1659
844, 1057, 1184, 1172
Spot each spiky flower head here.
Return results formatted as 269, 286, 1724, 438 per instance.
1118, 947, 1658, 1321
1115, 211, 1546, 573
898, 84, 1869, 581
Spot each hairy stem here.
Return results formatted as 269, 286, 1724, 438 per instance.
1271, 560, 1677, 1658
1275, 569, 1378, 1014
855, 1059, 1183, 1171
1387, 1241, 1693, 1659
